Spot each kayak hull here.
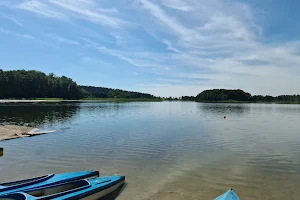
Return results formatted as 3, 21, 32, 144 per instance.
0, 170, 99, 196
214, 189, 240, 200
0, 175, 125, 200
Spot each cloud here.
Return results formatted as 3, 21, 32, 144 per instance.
23, 34, 35, 40
138, 0, 192, 37
49, 34, 80, 45
16, 0, 128, 28
0, 27, 34, 40
161, 0, 192, 11
80, 37, 171, 70
5, 0, 300, 96
130, 71, 139, 76
136, 83, 221, 97
17, 0, 67, 20
0, 13, 24, 27
48, 0, 128, 28
79, 57, 112, 66
161, 39, 181, 53
97, 46, 167, 69
133, 0, 300, 96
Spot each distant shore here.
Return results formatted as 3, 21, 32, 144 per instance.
0, 98, 163, 103
195, 100, 300, 104
1, 99, 300, 104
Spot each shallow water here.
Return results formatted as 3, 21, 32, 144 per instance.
0, 102, 300, 199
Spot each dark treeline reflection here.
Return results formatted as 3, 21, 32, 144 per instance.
197, 103, 250, 116
0, 103, 80, 126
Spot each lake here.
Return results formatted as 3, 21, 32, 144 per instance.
0, 102, 300, 200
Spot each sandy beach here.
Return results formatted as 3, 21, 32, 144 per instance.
0, 125, 54, 141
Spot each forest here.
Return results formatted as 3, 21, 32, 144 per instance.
0, 70, 157, 99
195, 89, 300, 103
80, 86, 156, 99
1, 70, 299, 102
0, 70, 83, 99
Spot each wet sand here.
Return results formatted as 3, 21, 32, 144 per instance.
116, 160, 300, 200
140, 167, 300, 200
0, 125, 54, 141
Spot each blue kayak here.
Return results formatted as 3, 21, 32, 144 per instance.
0, 175, 125, 200
214, 189, 240, 200
0, 170, 99, 196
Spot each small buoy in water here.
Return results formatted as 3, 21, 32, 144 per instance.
224, 115, 226, 119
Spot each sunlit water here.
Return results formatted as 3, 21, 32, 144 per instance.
0, 102, 300, 199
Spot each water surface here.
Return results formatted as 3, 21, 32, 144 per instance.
0, 102, 300, 200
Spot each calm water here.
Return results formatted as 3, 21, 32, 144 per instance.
1, 102, 300, 200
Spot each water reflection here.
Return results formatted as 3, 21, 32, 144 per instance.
0, 103, 80, 126
197, 103, 250, 116
1, 102, 300, 200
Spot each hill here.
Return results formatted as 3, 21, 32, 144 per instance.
194, 89, 300, 103
195, 89, 251, 102
80, 86, 156, 99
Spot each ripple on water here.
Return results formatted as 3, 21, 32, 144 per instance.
1, 102, 300, 200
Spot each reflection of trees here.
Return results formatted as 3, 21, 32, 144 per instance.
197, 103, 250, 116
0, 103, 80, 126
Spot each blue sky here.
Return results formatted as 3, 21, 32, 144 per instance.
1, 0, 300, 97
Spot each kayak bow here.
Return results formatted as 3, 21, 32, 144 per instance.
0, 170, 99, 196
214, 189, 240, 200
0, 175, 125, 200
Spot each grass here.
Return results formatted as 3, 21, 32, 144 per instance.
34, 98, 63, 100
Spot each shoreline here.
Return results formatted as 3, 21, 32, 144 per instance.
195, 100, 300, 104
0, 99, 299, 104
0, 99, 162, 103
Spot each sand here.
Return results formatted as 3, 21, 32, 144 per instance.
0, 125, 55, 141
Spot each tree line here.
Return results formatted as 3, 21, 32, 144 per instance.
0, 70, 83, 99
194, 89, 300, 103
1, 70, 299, 102
0, 70, 157, 99
80, 86, 156, 99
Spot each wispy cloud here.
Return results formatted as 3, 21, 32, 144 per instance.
161, 0, 192, 11
49, 0, 128, 28
23, 34, 35, 40
139, 0, 192, 37
79, 56, 112, 66
17, 0, 67, 20
3, 0, 300, 96
16, 0, 127, 28
49, 34, 80, 45
97, 46, 167, 69
0, 13, 24, 27
0, 27, 34, 40
130, 71, 139, 76
132, 0, 300, 96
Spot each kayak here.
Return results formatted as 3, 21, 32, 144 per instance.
214, 189, 240, 200
0, 170, 99, 196
0, 175, 125, 200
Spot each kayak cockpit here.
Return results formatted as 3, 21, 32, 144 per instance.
0, 193, 28, 200
25, 180, 90, 198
